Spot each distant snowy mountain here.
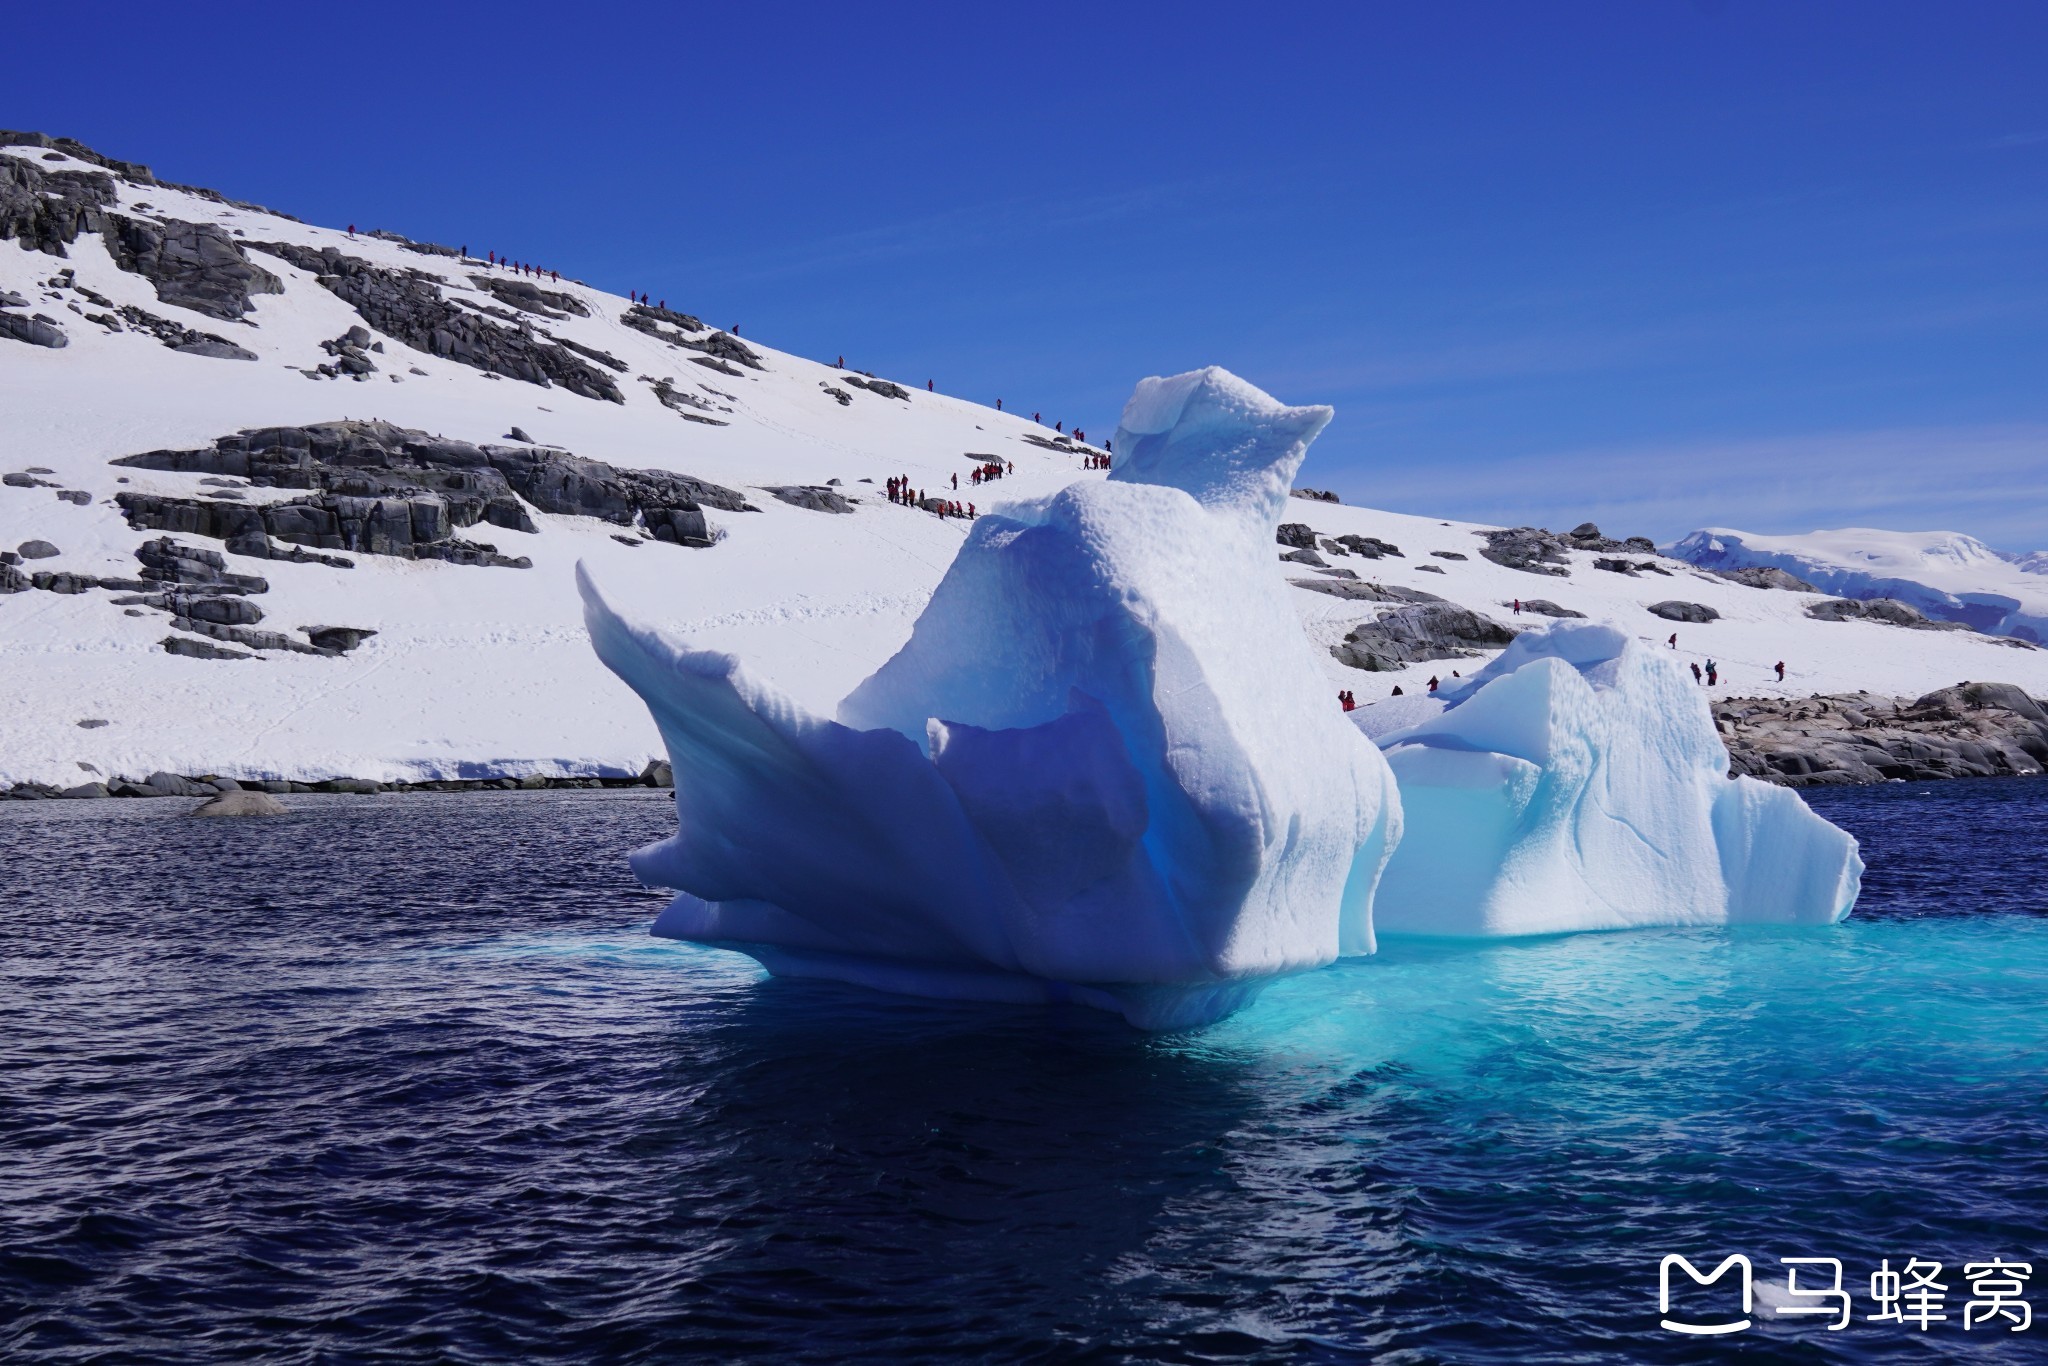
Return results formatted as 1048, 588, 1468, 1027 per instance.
2009, 550, 2048, 576
1667, 527, 2048, 643
4, 129, 2046, 789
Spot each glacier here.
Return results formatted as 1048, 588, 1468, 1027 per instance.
1669, 526, 2048, 642
581, 368, 1403, 1028
1365, 621, 1863, 937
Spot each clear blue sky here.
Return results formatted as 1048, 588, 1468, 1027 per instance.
9, 2, 2046, 548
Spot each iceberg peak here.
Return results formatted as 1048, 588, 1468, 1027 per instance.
1109, 367, 1333, 538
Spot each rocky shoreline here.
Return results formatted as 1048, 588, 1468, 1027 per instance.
1718, 682, 2048, 786
7, 760, 675, 801
18, 682, 2048, 800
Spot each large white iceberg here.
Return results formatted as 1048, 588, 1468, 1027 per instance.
581, 367, 1402, 1027
1365, 621, 1862, 936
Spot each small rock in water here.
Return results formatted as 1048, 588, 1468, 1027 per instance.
190, 789, 289, 817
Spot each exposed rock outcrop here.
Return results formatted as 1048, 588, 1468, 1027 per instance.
1719, 683, 2048, 785
841, 374, 907, 399
0, 309, 67, 348
471, 275, 588, 319
1593, 556, 1672, 576
1276, 522, 1317, 550
1330, 533, 1402, 559
248, 242, 624, 402
1477, 526, 1572, 576
1289, 579, 1444, 604
117, 491, 532, 568
102, 213, 284, 320
0, 150, 117, 255
1511, 598, 1585, 618
1648, 601, 1720, 623
109, 420, 750, 561
113, 304, 258, 359
1710, 565, 1819, 592
763, 485, 857, 514
1331, 603, 1517, 672
1563, 522, 1658, 554
1805, 597, 1976, 632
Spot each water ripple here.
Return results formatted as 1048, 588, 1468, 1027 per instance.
1, 781, 2043, 1362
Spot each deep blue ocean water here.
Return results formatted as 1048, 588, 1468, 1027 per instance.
2, 778, 2044, 1363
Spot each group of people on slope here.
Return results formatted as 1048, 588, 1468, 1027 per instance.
966, 461, 1011, 486
343, 227, 563, 287
885, 475, 975, 521
1083, 452, 1112, 470
487, 251, 560, 284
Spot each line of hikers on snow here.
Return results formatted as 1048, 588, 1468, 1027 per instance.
343, 226, 565, 287
965, 461, 1010, 487
885, 474, 986, 521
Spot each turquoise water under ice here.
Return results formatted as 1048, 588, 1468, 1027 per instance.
2, 778, 2043, 1361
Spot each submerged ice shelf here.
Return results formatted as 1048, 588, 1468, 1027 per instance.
585, 369, 1861, 1028
584, 368, 1402, 1028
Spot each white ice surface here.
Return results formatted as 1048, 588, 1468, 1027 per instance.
584, 369, 1402, 1028
1366, 621, 1863, 937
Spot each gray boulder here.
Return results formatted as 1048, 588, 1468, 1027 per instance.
1280, 546, 1327, 567
60, 782, 110, 799
190, 789, 289, 816
1648, 601, 1720, 623
163, 635, 255, 660
18, 539, 58, 559
1478, 526, 1571, 576
1290, 579, 1444, 604
0, 310, 67, 348
1333, 533, 1401, 558
302, 626, 377, 653
1276, 522, 1318, 550
763, 485, 857, 514
1514, 599, 1586, 619
1331, 603, 1517, 672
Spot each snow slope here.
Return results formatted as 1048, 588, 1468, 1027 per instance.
4, 136, 2047, 788
1668, 527, 2048, 642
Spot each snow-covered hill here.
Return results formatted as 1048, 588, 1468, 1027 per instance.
4, 130, 2045, 790
1668, 527, 2048, 642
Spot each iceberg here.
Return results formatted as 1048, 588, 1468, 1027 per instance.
1364, 621, 1862, 936
581, 368, 1403, 1028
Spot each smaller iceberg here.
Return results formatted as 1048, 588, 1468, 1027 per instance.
1365, 621, 1862, 936
583, 368, 1402, 1027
